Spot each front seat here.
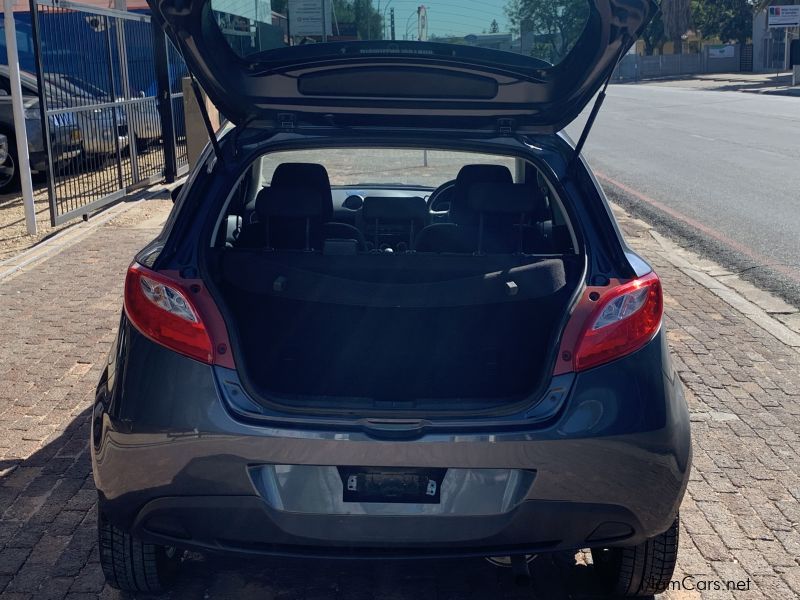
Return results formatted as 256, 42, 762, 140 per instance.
249, 163, 332, 250
273, 163, 365, 250
468, 181, 548, 254
414, 164, 513, 253
246, 163, 363, 250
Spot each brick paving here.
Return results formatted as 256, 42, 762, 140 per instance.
0, 191, 799, 599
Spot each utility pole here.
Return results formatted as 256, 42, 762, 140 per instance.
381, 0, 394, 40
390, 7, 395, 40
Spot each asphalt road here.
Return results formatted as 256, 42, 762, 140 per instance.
566, 84, 800, 307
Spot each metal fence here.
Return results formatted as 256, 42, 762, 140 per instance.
29, 0, 188, 226
613, 45, 744, 82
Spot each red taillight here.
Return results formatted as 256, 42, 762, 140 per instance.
572, 272, 663, 372
124, 263, 214, 364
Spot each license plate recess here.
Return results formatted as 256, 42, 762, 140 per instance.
338, 467, 446, 504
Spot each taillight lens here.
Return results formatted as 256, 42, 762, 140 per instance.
124, 263, 213, 364
573, 272, 663, 371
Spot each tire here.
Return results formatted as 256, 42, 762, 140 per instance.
591, 515, 679, 597
0, 133, 21, 194
97, 509, 180, 593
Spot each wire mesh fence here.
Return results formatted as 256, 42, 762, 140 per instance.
29, 0, 189, 226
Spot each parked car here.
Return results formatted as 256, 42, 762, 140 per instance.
46, 73, 162, 152
93, 0, 690, 597
0, 133, 10, 191
0, 65, 126, 164
0, 69, 82, 193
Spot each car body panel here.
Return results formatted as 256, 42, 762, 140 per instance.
147, 0, 656, 131
93, 321, 690, 555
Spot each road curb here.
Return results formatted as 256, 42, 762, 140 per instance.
638, 219, 800, 353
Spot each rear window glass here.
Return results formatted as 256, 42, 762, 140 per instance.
259, 149, 516, 187
210, 0, 590, 67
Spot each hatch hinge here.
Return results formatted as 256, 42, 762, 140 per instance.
497, 118, 515, 136
277, 113, 297, 131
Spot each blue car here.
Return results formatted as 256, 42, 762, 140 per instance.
92, 0, 690, 596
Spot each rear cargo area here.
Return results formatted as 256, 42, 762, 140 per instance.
212, 250, 582, 411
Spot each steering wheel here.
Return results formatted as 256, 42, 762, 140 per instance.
427, 179, 456, 214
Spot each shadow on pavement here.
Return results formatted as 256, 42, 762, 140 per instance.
151, 549, 642, 600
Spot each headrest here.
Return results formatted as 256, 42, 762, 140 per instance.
362, 196, 428, 223
255, 186, 328, 219
468, 182, 539, 214
455, 164, 513, 191
270, 162, 333, 219
272, 162, 331, 189
449, 164, 514, 224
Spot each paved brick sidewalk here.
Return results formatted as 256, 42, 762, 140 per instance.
628, 72, 800, 97
0, 195, 799, 599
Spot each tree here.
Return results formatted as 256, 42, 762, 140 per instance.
489, 19, 500, 33
505, 0, 590, 63
641, 10, 667, 55
351, 0, 382, 40
692, 0, 753, 44
662, 0, 692, 54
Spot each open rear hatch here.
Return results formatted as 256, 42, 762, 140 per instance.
147, 0, 656, 131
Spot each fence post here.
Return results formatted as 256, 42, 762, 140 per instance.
103, 21, 125, 191
7, 0, 37, 233
153, 24, 177, 183
28, 0, 58, 227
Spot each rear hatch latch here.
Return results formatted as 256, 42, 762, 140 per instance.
497, 118, 515, 136
278, 113, 296, 131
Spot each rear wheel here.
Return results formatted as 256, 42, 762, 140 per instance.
97, 509, 180, 593
591, 515, 679, 597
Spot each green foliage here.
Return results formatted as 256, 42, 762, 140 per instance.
489, 19, 500, 33
692, 0, 753, 44
641, 10, 667, 54
504, 0, 590, 63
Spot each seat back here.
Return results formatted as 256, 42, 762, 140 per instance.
252, 162, 334, 251
468, 182, 547, 254
448, 164, 513, 228
256, 186, 329, 251
362, 196, 428, 250
413, 165, 513, 253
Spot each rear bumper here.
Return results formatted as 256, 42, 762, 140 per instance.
133, 496, 645, 559
93, 320, 691, 557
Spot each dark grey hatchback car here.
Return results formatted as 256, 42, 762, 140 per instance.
92, 0, 690, 596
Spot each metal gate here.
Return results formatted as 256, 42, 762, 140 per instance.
740, 44, 753, 72
29, 0, 189, 226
